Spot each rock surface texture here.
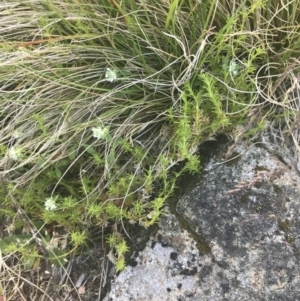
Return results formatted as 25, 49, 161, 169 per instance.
104, 142, 300, 301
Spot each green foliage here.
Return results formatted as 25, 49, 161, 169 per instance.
104, 203, 124, 221
0, 234, 32, 254
107, 233, 129, 272
0, 231, 69, 269
70, 231, 88, 248
115, 257, 126, 272
0, 0, 299, 277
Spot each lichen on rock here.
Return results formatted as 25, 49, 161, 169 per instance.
104, 141, 300, 301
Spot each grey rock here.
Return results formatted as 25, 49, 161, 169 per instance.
104, 221, 205, 301
104, 142, 300, 301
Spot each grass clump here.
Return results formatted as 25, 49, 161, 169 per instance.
1, 0, 300, 298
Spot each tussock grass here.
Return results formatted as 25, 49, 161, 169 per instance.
1, 0, 300, 299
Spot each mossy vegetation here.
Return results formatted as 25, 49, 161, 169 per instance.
1, 0, 300, 297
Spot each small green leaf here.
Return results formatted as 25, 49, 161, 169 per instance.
222, 56, 229, 73
84, 144, 96, 155
49, 248, 68, 266
115, 137, 123, 146
108, 151, 115, 165
14, 220, 25, 230
68, 149, 76, 160
0, 234, 32, 254
38, 156, 45, 166
55, 168, 62, 178
22, 254, 41, 270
